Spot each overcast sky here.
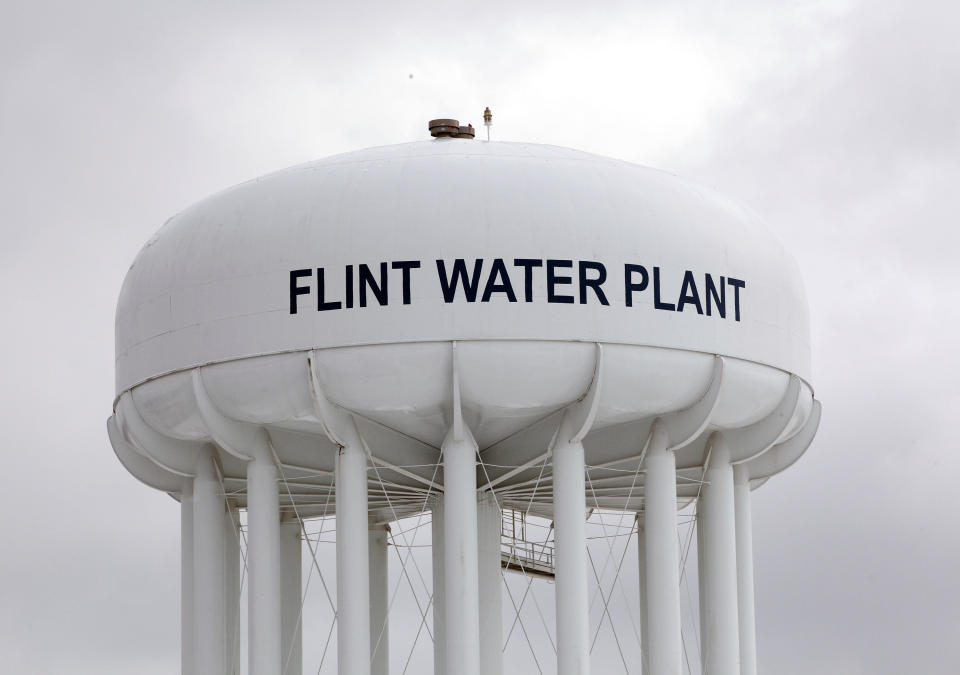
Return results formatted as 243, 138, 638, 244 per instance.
1, 1, 958, 673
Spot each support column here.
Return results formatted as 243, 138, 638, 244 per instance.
477, 493, 503, 675
248, 451, 282, 675
369, 522, 390, 675
193, 448, 226, 675
636, 514, 649, 675
336, 437, 371, 675
644, 421, 682, 675
442, 431, 480, 675
697, 437, 740, 675
734, 465, 757, 675
553, 427, 590, 675
224, 503, 242, 674
281, 518, 303, 675
181, 479, 194, 675
431, 497, 446, 675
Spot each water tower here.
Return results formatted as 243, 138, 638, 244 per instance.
107, 117, 820, 675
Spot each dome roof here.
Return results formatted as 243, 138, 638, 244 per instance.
116, 139, 810, 397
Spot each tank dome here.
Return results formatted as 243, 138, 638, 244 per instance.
116, 139, 810, 396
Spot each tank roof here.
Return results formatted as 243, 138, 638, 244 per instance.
116, 139, 810, 396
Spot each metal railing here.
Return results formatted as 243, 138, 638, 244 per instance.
500, 508, 555, 577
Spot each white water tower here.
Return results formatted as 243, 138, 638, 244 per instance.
108, 118, 819, 675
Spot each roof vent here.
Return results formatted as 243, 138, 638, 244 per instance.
429, 119, 476, 139
429, 119, 461, 138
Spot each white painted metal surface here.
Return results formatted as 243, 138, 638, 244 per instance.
698, 438, 741, 675
643, 422, 682, 675
180, 479, 194, 675
636, 516, 649, 675
106, 137, 822, 675
368, 523, 390, 675
280, 519, 303, 675
224, 504, 242, 674
115, 140, 810, 397
734, 464, 758, 675
193, 449, 226, 674
477, 493, 503, 675
336, 435, 371, 675
431, 497, 446, 675
442, 427, 481, 675
247, 452, 282, 675
553, 413, 590, 675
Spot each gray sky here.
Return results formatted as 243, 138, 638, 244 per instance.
1, 0, 958, 673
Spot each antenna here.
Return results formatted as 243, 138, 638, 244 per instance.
483, 107, 492, 141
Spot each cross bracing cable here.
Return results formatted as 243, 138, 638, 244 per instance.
363, 435, 445, 672
584, 458, 645, 661
583, 468, 636, 673
477, 437, 557, 668
270, 443, 339, 675
586, 546, 631, 673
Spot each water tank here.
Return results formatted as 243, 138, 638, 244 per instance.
108, 137, 820, 675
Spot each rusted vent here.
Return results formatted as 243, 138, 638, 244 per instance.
429, 119, 460, 138
454, 125, 475, 139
